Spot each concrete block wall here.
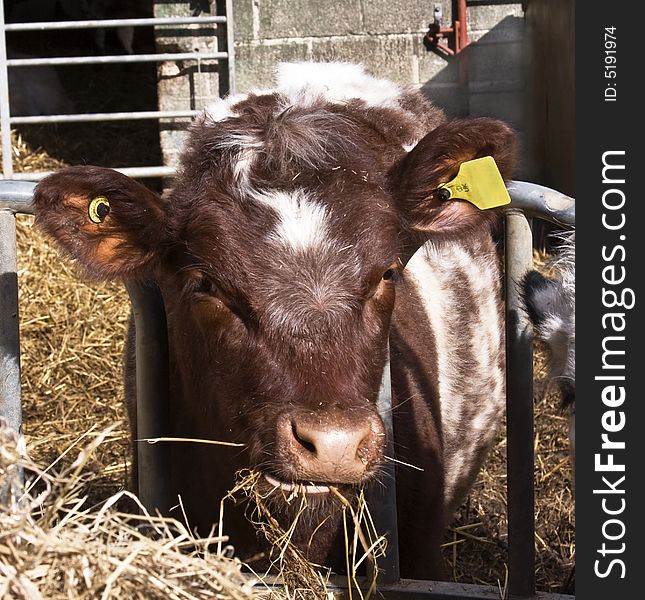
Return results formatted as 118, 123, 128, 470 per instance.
231, 1, 527, 174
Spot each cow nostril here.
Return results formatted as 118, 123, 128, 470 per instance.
291, 422, 317, 454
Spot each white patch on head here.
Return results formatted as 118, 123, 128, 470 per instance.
203, 89, 274, 122
252, 188, 331, 251
208, 133, 263, 196
403, 140, 419, 152
204, 93, 249, 122
275, 61, 403, 110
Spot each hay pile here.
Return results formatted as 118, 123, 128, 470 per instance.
0, 423, 258, 599
5, 133, 574, 596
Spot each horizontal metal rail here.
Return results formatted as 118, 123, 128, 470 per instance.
0, 180, 35, 212
1, 166, 176, 182
4, 16, 226, 32
10, 110, 198, 126
506, 181, 575, 227
260, 575, 574, 600
8, 51, 227, 67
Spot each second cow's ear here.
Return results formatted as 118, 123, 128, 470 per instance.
390, 117, 517, 239
33, 166, 168, 280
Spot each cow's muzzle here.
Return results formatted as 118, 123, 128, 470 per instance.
272, 406, 386, 486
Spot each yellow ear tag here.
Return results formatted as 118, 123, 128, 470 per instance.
88, 195, 111, 224
438, 156, 511, 210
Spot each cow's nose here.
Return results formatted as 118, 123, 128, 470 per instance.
278, 408, 385, 483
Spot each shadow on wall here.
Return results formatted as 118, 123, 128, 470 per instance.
419, 15, 529, 179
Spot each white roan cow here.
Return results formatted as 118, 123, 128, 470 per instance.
523, 230, 575, 462
33, 62, 516, 579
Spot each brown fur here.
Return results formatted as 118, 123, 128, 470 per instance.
33, 67, 516, 579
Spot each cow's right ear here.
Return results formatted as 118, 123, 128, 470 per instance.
33, 166, 168, 280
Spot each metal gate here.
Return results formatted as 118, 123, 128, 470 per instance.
0, 0, 235, 181
0, 179, 575, 600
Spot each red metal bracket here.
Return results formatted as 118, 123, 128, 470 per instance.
423, 0, 470, 58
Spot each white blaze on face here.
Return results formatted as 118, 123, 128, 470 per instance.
252, 188, 331, 251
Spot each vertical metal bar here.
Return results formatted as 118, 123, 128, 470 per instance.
457, 0, 469, 51
505, 211, 536, 599
224, 0, 236, 95
0, 209, 21, 435
125, 280, 172, 515
455, 0, 470, 116
368, 344, 400, 584
0, 5, 14, 178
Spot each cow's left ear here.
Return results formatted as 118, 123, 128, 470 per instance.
390, 117, 517, 237
33, 166, 168, 280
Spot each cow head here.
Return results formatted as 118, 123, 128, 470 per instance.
33, 63, 516, 540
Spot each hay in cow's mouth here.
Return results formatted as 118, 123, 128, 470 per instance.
226, 469, 387, 599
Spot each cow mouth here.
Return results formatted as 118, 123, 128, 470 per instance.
264, 473, 331, 494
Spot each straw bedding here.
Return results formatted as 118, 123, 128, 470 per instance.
1, 132, 574, 597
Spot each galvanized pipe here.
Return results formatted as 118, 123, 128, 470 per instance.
224, 0, 237, 96
507, 181, 575, 227
0, 209, 22, 435
0, 181, 36, 212
0, 183, 33, 441
4, 16, 226, 32
8, 51, 228, 67
369, 346, 400, 584
3, 166, 176, 182
504, 210, 536, 599
125, 281, 172, 515
0, 4, 13, 179
10, 110, 199, 126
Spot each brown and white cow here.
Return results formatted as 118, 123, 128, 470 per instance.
33, 62, 516, 579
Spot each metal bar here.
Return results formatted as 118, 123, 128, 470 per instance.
224, 0, 237, 95
505, 211, 536, 599
10, 110, 198, 126
257, 575, 574, 600
0, 210, 22, 436
125, 281, 172, 515
369, 345, 400, 584
457, 0, 469, 52
3, 166, 176, 182
507, 181, 575, 227
8, 51, 228, 67
0, 183, 34, 457
4, 16, 227, 32
0, 4, 13, 179
0, 181, 35, 213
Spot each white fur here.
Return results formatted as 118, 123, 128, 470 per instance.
204, 93, 248, 122
275, 61, 403, 110
406, 242, 505, 508
403, 140, 419, 152
204, 89, 274, 122
252, 188, 331, 251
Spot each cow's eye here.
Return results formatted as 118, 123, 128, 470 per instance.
192, 276, 216, 296
382, 268, 400, 283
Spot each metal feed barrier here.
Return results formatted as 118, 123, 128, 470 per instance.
0, 179, 574, 600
